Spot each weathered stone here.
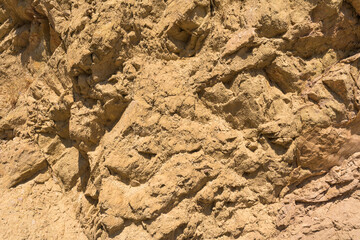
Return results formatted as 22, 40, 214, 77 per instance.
1, 0, 360, 239
221, 28, 257, 57
0, 138, 47, 188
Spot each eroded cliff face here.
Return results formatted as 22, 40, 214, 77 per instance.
1, 0, 360, 239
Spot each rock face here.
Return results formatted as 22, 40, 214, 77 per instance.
1, 0, 360, 239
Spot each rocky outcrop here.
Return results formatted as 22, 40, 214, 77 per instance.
1, 0, 360, 239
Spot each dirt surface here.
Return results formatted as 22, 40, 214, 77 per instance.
1, 0, 360, 239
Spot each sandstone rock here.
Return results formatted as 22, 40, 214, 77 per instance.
1, 0, 360, 239
347, 0, 360, 15
257, 12, 289, 38
100, 152, 217, 221
37, 134, 87, 190
277, 153, 360, 238
0, 138, 47, 188
296, 127, 351, 171
221, 28, 257, 57
266, 54, 306, 93
0, 178, 88, 240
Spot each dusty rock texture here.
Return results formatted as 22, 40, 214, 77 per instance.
1, 0, 360, 239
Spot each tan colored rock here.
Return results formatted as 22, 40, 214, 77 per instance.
1, 0, 360, 239
37, 134, 87, 190
157, 0, 210, 57
221, 28, 257, 57
266, 54, 305, 93
100, 152, 218, 221
296, 127, 351, 171
0, 138, 47, 188
347, 0, 360, 15
322, 64, 355, 104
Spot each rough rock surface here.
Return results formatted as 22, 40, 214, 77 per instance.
1, 0, 360, 239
